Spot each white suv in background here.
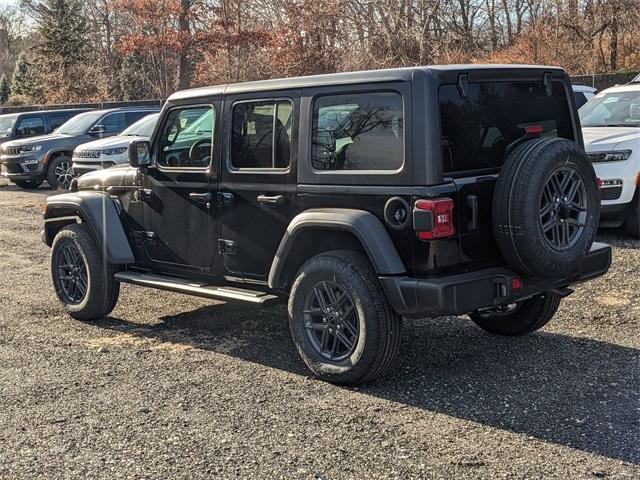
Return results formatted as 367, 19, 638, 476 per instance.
72, 112, 160, 176
580, 84, 640, 237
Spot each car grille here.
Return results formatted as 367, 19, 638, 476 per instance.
601, 187, 622, 201
3, 146, 22, 156
75, 149, 101, 158
2, 162, 24, 174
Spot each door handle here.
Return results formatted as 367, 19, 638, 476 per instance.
190, 192, 213, 205
257, 194, 285, 206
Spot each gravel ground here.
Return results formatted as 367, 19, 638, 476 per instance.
0, 179, 638, 479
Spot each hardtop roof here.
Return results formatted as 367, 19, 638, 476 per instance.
168, 64, 568, 101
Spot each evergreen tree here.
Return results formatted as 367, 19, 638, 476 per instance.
11, 53, 36, 98
30, 0, 89, 71
119, 54, 153, 101
0, 74, 10, 104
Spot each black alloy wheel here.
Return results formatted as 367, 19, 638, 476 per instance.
539, 167, 588, 249
303, 280, 360, 361
53, 242, 88, 304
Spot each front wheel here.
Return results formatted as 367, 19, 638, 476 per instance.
288, 250, 401, 385
469, 293, 561, 336
624, 193, 639, 238
46, 155, 74, 190
51, 224, 120, 320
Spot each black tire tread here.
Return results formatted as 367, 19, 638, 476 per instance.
288, 249, 401, 385
624, 191, 639, 238
51, 224, 120, 320
470, 293, 561, 336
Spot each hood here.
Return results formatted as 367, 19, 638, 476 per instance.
582, 127, 640, 152
2, 133, 71, 148
75, 135, 149, 152
77, 164, 140, 190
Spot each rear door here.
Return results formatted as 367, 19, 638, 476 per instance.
218, 92, 298, 282
438, 79, 578, 270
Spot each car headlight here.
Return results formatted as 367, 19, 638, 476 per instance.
587, 150, 632, 163
101, 147, 127, 156
17, 145, 42, 153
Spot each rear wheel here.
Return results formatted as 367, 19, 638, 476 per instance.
469, 293, 561, 336
288, 250, 401, 385
46, 155, 73, 190
51, 224, 120, 320
12, 179, 43, 189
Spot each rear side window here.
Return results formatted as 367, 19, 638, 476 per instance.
50, 113, 73, 130
126, 111, 153, 125
231, 100, 292, 170
312, 92, 403, 171
15, 116, 45, 137
440, 81, 574, 174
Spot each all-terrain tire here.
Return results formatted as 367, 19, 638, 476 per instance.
493, 138, 599, 279
288, 250, 401, 385
470, 293, 561, 336
46, 155, 73, 190
51, 224, 120, 321
12, 179, 43, 189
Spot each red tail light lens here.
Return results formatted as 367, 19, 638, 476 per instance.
414, 198, 455, 240
525, 125, 544, 135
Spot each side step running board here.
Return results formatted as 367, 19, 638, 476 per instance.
114, 272, 279, 305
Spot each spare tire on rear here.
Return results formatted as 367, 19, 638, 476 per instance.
493, 137, 599, 279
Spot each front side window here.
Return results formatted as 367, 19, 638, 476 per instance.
15, 116, 45, 137
312, 92, 404, 171
157, 106, 215, 168
439, 81, 575, 173
231, 100, 292, 169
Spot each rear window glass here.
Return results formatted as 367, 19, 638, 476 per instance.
312, 92, 404, 172
440, 81, 574, 173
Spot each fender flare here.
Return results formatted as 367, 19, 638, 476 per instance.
43, 191, 135, 264
268, 208, 406, 289
44, 148, 74, 167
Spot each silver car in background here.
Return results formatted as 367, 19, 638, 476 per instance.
72, 112, 160, 176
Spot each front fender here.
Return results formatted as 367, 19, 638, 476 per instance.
268, 208, 406, 289
43, 191, 135, 264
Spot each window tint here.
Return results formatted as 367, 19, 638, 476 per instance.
50, 113, 73, 130
231, 100, 292, 169
312, 92, 404, 171
158, 106, 215, 168
99, 113, 126, 134
126, 111, 153, 125
15, 116, 45, 137
440, 81, 574, 173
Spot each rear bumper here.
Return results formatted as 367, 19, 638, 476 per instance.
380, 242, 612, 318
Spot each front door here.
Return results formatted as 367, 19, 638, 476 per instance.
219, 95, 298, 281
142, 103, 220, 275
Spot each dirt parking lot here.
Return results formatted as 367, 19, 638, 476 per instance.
0, 179, 638, 479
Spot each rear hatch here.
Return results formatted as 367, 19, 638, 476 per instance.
438, 77, 580, 272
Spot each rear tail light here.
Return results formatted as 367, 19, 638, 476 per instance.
414, 198, 455, 240
525, 125, 544, 135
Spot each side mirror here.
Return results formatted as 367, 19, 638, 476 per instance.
128, 140, 151, 168
89, 124, 106, 136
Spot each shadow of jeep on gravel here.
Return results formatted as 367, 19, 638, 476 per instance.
95, 303, 639, 466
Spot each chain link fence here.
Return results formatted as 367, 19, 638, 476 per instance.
570, 71, 638, 91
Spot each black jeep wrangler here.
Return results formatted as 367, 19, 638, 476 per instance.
43, 65, 611, 385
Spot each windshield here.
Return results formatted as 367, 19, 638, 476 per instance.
0, 114, 18, 137
183, 109, 213, 134
122, 113, 160, 137
56, 111, 105, 135
579, 90, 640, 127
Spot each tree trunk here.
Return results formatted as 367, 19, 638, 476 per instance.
177, 0, 192, 90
